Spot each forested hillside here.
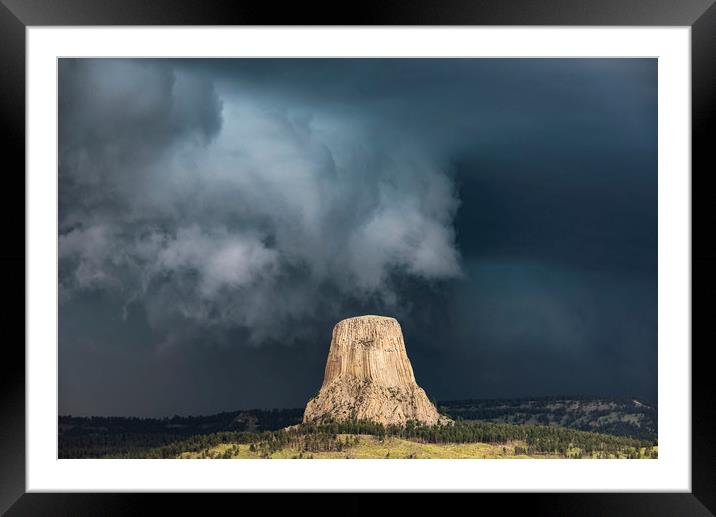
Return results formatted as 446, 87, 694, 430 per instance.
59, 397, 657, 458
439, 397, 657, 440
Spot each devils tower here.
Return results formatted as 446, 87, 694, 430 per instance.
303, 315, 448, 426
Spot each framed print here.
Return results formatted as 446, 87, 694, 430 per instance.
2, 0, 714, 514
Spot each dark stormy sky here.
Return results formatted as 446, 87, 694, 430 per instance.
58, 59, 657, 417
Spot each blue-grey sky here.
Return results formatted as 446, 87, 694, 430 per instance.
58, 59, 657, 417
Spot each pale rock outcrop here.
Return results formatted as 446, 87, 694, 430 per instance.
303, 315, 450, 426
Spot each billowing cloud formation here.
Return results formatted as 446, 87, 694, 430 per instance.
59, 60, 462, 345
59, 59, 657, 416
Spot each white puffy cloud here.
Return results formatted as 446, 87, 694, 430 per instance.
156, 226, 278, 297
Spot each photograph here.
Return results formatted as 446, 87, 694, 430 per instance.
0, 0, 711, 509
57, 57, 659, 461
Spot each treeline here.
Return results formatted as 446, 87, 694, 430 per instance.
60, 407, 303, 437
59, 408, 304, 459
96, 430, 358, 459
300, 419, 655, 457
245, 433, 361, 459
59, 432, 184, 459
63, 419, 657, 459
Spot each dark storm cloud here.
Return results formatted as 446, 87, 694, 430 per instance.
405, 260, 657, 402
59, 58, 657, 416
59, 59, 461, 346
190, 59, 655, 145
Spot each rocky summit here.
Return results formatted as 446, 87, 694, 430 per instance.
303, 315, 449, 426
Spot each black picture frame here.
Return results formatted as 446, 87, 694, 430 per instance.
1, 0, 714, 514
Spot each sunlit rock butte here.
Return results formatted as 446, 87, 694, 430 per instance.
303, 315, 450, 426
